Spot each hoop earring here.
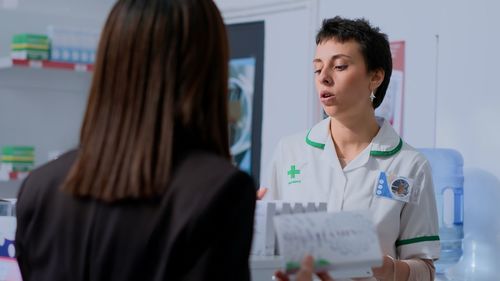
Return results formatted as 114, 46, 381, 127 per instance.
370, 91, 376, 102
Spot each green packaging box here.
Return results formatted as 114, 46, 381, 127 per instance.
11, 34, 50, 60
12, 34, 50, 46
2, 146, 35, 157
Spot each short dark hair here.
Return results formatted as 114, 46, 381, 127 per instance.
316, 16, 392, 109
63, 0, 229, 202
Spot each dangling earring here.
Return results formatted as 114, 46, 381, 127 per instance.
369, 91, 376, 102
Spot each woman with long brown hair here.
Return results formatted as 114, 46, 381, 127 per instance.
15, 0, 256, 280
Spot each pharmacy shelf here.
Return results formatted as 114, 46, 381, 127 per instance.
0, 57, 93, 72
0, 180, 21, 199
0, 57, 91, 200
0, 57, 93, 92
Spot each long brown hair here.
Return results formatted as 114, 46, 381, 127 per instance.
63, 0, 230, 202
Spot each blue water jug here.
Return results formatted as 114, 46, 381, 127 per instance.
419, 148, 464, 274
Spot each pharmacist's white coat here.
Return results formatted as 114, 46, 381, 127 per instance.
265, 117, 440, 260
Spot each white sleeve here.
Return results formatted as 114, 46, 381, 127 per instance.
261, 140, 283, 200
397, 160, 441, 260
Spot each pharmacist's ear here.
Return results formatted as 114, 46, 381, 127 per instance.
369, 68, 384, 90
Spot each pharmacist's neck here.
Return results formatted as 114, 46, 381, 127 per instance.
329, 114, 379, 164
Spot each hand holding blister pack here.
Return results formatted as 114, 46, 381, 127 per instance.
273, 211, 383, 279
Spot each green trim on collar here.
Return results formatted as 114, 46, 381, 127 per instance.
396, 235, 440, 247
370, 138, 403, 157
305, 129, 325, 150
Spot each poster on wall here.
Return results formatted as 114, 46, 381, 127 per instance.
228, 58, 256, 175
227, 22, 264, 183
375, 41, 405, 136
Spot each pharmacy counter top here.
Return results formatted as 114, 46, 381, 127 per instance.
250, 256, 449, 281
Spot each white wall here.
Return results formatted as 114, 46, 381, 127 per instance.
436, 0, 500, 179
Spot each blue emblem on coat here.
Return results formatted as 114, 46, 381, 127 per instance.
376, 172, 393, 198
375, 171, 412, 203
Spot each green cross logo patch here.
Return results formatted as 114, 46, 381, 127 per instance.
287, 165, 301, 184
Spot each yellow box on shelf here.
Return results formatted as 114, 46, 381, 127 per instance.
1, 155, 35, 163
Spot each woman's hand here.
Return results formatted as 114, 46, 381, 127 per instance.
370, 255, 396, 281
274, 256, 334, 281
257, 187, 268, 200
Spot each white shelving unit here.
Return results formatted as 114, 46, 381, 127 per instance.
0, 58, 94, 72
0, 58, 93, 91
0, 58, 93, 198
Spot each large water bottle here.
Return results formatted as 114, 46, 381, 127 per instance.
419, 148, 464, 274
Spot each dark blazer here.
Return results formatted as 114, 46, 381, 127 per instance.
15, 149, 256, 281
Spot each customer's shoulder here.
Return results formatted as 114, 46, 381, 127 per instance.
23, 149, 78, 188
181, 150, 236, 173
174, 150, 251, 184
17, 149, 77, 209
170, 150, 255, 202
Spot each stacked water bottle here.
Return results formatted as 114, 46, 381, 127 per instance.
419, 149, 464, 275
